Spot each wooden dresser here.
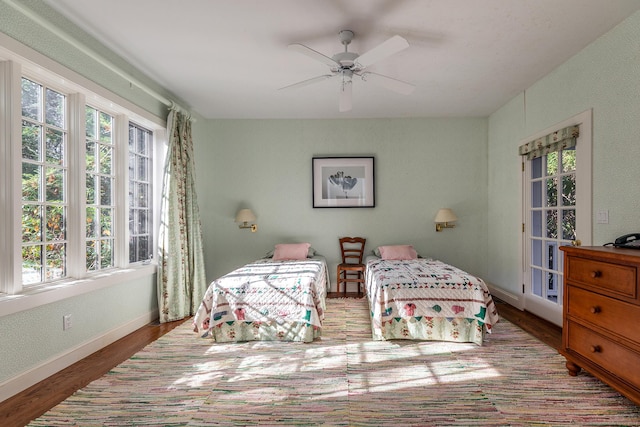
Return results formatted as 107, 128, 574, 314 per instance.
560, 245, 640, 405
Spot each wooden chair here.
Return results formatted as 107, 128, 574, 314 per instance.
337, 237, 366, 296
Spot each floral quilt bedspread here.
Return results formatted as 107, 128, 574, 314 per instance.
193, 257, 329, 338
366, 258, 499, 331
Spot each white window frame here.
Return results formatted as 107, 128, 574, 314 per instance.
0, 43, 166, 316
127, 121, 155, 264
20, 77, 71, 285
83, 104, 118, 272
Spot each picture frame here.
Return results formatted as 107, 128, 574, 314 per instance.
312, 156, 375, 208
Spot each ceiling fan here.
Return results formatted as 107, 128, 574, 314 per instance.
280, 30, 415, 112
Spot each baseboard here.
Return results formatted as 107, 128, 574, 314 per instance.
0, 309, 158, 403
486, 282, 523, 310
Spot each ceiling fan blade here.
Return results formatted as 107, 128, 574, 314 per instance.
360, 72, 415, 95
279, 74, 334, 91
354, 35, 409, 69
339, 80, 353, 112
288, 43, 340, 68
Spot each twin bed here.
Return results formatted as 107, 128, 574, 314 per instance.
193, 243, 329, 343
365, 245, 499, 345
193, 243, 499, 345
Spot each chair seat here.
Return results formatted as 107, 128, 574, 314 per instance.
337, 264, 366, 285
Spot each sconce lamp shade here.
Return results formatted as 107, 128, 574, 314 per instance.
434, 208, 458, 224
235, 209, 256, 224
434, 208, 457, 232
235, 208, 258, 232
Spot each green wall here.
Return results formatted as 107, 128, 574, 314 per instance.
194, 118, 488, 288
486, 10, 640, 298
486, 94, 526, 300
0, 275, 157, 384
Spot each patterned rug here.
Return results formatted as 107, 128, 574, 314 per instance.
30, 298, 640, 426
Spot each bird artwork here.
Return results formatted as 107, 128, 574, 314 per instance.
328, 171, 357, 198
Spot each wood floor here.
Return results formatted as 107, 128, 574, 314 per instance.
1, 297, 561, 426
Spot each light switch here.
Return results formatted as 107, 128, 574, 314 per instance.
596, 210, 609, 224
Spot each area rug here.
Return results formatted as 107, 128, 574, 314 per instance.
30, 298, 640, 426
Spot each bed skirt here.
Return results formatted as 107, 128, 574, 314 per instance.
207, 320, 322, 343
370, 316, 487, 345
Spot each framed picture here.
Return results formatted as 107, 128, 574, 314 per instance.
312, 157, 375, 208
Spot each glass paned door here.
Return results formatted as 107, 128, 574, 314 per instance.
522, 110, 592, 326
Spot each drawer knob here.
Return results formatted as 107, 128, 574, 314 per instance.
590, 306, 601, 314
590, 270, 602, 278
590, 345, 601, 353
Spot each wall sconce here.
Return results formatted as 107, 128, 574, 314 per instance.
235, 208, 257, 232
434, 208, 457, 232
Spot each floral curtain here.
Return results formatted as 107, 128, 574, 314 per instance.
518, 125, 579, 160
157, 108, 207, 323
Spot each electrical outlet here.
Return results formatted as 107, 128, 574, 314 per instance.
63, 314, 72, 330
596, 210, 609, 224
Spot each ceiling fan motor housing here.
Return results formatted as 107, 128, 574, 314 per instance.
332, 51, 358, 69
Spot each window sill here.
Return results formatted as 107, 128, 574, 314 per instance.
0, 264, 157, 318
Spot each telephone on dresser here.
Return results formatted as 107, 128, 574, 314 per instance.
605, 233, 640, 249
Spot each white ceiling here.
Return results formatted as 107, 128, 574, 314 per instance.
42, 0, 640, 119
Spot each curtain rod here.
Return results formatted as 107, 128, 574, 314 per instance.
3, 0, 189, 115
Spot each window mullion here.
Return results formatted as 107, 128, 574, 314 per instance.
66, 93, 86, 278
115, 114, 129, 267
0, 60, 23, 294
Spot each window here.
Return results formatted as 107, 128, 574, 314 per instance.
85, 106, 116, 271
128, 123, 153, 263
21, 78, 68, 284
85, 106, 115, 271
0, 57, 163, 298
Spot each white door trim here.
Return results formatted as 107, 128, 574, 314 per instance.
519, 109, 592, 326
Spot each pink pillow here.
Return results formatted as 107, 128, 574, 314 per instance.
272, 243, 311, 261
378, 245, 418, 260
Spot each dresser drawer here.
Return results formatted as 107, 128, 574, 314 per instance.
567, 256, 637, 299
566, 320, 640, 388
567, 286, 640, 343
